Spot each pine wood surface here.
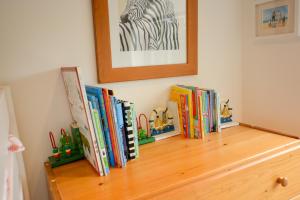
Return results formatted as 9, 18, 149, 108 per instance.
45, 126, 300, 200
156, 139, 300, 199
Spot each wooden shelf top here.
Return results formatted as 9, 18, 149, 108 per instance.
45, 126, 299, 200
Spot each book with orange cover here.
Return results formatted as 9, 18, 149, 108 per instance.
179, 85, 201, 138
102, 88, 121, 167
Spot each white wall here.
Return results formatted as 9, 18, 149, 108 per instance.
242, 0, 300, 136
0, 0, 243, 199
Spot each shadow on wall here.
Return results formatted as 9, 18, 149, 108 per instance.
9, 68, 72, 200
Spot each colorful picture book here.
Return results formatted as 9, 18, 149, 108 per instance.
169, 85, 222, 139
61, 67, 103, 175
61, 67, 139, 176
86, 86, 140, 172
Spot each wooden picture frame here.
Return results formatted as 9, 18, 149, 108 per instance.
92, 0, 198, 83
256, 0, 295, 37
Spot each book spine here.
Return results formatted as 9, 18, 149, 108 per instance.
211, 91, 216, 132
185, 95, 191, 138
202, 91, 208, 134
193, 90, 199, 139
206, 92, 210, 134
88, 95, 110, 173
130, 103, 139, 158
102, 89, 120, 167
88, 101, 104, 176
110, 96, 126, 167
191, 89, 197, 119
207, 91, 212, 133
93, 108, 110, 175
115, 100, 128, 161
122, 101, 136, 160
75, 68, 102, 175
196, 90, 204, 139
216, 92, 222, 133
97, 90, 115, 167
180, 94, 188, 138
170, 89, 184, 135
192, 88, 200, 139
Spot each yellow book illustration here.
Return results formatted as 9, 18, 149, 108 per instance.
169, 85, 194, 138
169, 89, 183, 135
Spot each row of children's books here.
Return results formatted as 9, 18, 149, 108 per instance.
85, 87, 139, 176
170, 85, 221, 139
61, 67, 139, 176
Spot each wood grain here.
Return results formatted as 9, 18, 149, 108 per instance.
157, 143, 300, 200
92, 0, 198, 83
44, 162, 62, 200
45, 126, 300, 200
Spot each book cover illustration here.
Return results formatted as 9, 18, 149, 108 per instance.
170, 85, 194, 138
61, 67, 102, 175
110, 96, 126, 167
85, 86, 115, 167
87, 98, 110, 175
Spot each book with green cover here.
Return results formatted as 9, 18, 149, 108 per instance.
93, 108, 110, 174
88, 101, 109, 175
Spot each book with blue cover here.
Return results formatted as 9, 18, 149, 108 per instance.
86, 86, 115, 167
202, 90, 210, 134
110, 96, 126, 167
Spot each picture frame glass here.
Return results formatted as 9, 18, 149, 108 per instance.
108, 0, 187, 68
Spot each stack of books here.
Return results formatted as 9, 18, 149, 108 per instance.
84, 86, 140, 176
170, 85, 221, 139
61, 67, 139, 177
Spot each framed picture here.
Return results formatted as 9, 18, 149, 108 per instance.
92, 0, 198, 83
256, 0, 295, 37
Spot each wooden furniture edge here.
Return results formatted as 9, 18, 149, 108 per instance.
239, 123, 300, 139
44, 162, 62, 200
44, 126, 300, 200
135, 140, 300, 199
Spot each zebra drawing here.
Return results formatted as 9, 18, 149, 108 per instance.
119, 0, 180, 52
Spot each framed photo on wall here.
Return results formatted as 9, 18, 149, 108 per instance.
256, 0, 295, 37
92, 0, 198, 83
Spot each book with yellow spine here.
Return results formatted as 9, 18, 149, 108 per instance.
196, 89, 205, 139
169, 85, 194, 138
